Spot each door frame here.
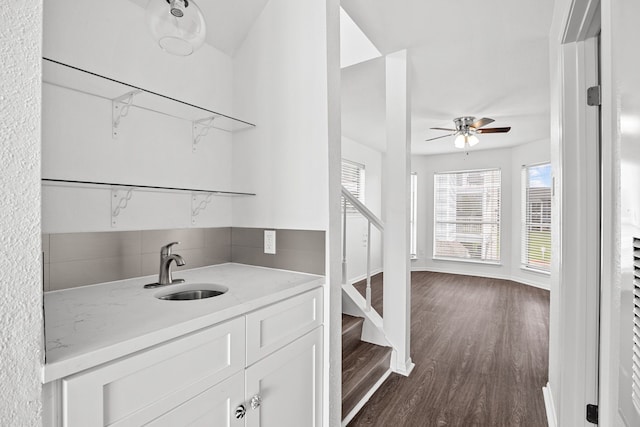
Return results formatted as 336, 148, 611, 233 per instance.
548, 0, 602, 425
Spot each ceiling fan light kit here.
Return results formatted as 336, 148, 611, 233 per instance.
426, 116, 511, 149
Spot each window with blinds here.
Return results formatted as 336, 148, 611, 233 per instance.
433, 169, 501, 263
341, 159, 365, 214
521, 163, 552, 273
633, 237, 640, 412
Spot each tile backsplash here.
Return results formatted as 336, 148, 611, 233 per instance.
42, 227, 325, 291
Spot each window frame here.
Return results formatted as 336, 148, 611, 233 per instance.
341, 159, 365, 215
432, 168, 502, 264
521, 162, 552, 274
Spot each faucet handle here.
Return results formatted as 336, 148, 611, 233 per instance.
161, 241, 180, 256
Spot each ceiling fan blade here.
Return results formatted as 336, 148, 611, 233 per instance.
471, 117, 495, 129
476, 126, 511, 134
425, 133, 457, 142
430, 127, 456, 132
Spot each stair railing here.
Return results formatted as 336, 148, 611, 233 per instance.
341, 186, 384, 311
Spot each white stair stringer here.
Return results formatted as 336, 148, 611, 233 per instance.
342, 283, 390, 348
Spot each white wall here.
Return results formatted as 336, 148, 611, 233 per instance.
411, 140, 550, 289
342, 136, 383, 282
0, 0, 43, 424
42, 0, 235, 233
231, 0, 330, 231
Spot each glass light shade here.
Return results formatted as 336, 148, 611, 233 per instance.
146, 0, 207, 56
454, 134, 479, 149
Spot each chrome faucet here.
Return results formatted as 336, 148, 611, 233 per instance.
144, 242, 185, 289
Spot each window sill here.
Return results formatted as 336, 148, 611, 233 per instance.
520, 266, 551, 276
432, 257, 502, 266
410, 255, 418, 260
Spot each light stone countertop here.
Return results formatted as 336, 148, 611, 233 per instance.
43, 263, 324, 383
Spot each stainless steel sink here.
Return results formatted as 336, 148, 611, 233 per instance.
158, 289, 225, 300
155, 283, 228, 301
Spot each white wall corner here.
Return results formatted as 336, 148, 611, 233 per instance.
543, 383, 557, 427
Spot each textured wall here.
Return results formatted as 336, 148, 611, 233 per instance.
0, 0, 44, 424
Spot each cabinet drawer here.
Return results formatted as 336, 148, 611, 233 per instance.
63, 317, 245, 426
246, 287, 323, 365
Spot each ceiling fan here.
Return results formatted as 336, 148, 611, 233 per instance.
426, 116, 511, 149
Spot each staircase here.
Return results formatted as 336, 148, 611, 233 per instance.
342, 314, 392, 424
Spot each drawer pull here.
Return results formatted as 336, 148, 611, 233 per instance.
250, 394, 262, 410
235, 404, 246, 419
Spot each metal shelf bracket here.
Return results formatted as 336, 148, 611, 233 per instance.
192, 116, 217, 151
191, 192, 214, 225
112, 90, 142, 139
111, 187, 134, 227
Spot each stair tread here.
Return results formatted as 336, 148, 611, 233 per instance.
342, 314, 364, 336
342, 340, 392, 399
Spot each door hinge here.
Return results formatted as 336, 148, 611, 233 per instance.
586, 403, 598, 424
587, 85, 601, 106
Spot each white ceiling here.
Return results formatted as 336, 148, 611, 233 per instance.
131, 0, 269, 56
340, 0, 556, 155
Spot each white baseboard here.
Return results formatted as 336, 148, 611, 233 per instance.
411, 266, 550, 291
542, 383, 557, 427
341, 368, 392, 427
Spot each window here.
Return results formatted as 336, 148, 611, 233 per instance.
410, 173, 417, 259
341, 159, 365, 213
521, 163, 552, 273
433, 169, 501, 263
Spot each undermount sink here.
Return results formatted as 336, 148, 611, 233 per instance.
155, 283, 228, 301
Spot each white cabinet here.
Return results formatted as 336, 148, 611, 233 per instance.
146, 371, 245, 427
47, 287, 323, 427
62, 317, 245, 426
245, 328, 323, 427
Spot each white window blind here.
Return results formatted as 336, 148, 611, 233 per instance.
410, 173, 417, 259
341, 159, 365, 214
433, 169, 501, 263
633, 238, 640, 412
521, 163, 552, 273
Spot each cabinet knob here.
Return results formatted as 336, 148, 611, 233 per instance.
235, 404, 246, 419
250, 394, 262, 410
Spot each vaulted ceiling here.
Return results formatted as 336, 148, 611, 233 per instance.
341, 0, 556, 154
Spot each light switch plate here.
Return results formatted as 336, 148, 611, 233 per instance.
264, 230, 276, 254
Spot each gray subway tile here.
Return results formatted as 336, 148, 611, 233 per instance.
204, 227, 231, 248
231, 227, 264, 248
49, 231, 141, 263
276, 229, 325, 252
141, 228, 205, 253
49, 255, 142, 291
42, 234, 50, 264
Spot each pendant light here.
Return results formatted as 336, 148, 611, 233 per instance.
146, 0, 207, 56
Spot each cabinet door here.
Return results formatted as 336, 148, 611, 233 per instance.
145, 371, 245, 427
245, 327, 323, 427
63, 317, 245, 426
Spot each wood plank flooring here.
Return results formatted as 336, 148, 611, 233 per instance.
348, 271, 550, 427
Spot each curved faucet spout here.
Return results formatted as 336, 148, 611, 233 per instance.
144, 243, 187, 288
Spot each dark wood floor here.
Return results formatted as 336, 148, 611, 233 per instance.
349, 271, 550, 427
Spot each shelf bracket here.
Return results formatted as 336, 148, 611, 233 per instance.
191, 192, 214, 225
112, 90, 142, 139
111, 187, 134, 227
192, 116, 217, 151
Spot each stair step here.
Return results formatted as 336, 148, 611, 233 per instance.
342, 315, 365, 356
342, 339, 392, 418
